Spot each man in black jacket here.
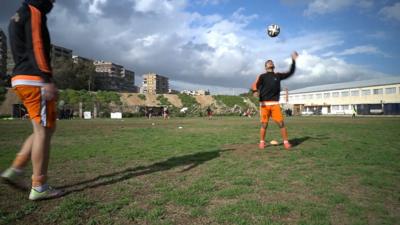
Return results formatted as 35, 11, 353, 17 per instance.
252, 52, 298, 150
1, 0, 62, 200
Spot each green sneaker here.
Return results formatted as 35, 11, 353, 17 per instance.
1, 167, 27, 189
29, 185, 63, 201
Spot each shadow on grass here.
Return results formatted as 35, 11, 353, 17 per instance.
58, 149, 233, 196
288, 135, 330, 148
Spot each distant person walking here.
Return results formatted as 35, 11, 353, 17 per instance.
163, 107, 170, 120
352, 105, 357, 118
206, 106, 213, 120
1, 0, 62, 200
148, 107, 153, 119
251, 52, 298, 150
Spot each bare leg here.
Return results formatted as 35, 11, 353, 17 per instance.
11, 134, 34, 169
276, 121, 288, 141
260, 122, 268, 142
276, 120, 291, 149
31, 121, 55, 186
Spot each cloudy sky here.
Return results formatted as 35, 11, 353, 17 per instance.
1, 0, 399, 94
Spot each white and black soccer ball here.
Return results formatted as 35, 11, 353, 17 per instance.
267, 24, 280, 38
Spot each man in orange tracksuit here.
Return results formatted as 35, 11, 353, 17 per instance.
252, 52, 298, 150
1, 0, 62, 200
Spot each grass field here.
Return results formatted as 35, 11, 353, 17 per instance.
0, 116, 399, 225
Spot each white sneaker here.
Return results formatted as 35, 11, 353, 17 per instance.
29, 185, 63, 201
1, 167, 27, 189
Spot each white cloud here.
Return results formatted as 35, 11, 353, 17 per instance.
284, 51, 389, 90
339, 45, 387, 56
87, 0, 108, 15
134, 0, 186, 14
379, 2, 400, 22
46, 0, 392, 93
322, 45, 389, 57
366, 31, 388, 40
305, 0, 373, 16
196, 0, 228, 6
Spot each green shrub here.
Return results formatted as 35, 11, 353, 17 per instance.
177, 94, 199, 108
138, 94, 146, 101
213, 95, 247, 108
0, 86, 6, 104
157, 95, 170, 106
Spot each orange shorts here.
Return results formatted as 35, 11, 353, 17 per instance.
14, 86, 56, 128
259, 104, 283, 123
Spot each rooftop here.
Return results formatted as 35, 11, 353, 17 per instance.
289, 77, 400, 94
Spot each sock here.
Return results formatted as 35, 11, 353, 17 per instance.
12, 153, 30, 170
284, 140, 289, 144
32, 175, 47, 189
33, 183, 49, 192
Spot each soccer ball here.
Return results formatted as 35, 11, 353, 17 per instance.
270, 140, 279, 145
267, 24, 280, 38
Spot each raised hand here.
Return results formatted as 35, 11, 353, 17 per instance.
292, 51, 299, 61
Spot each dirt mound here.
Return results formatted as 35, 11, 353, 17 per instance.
120, 93, 159, 107
195, 95, 216, 108
120, 93, 216, 109
163, 94, 183, 108
120, 93, 144, 106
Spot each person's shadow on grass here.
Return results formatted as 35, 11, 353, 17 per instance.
58, 149, 233, 196
285, 135, 330, 148
289, 136, 311, 147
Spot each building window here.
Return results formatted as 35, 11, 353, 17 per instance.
308, 94, 313, 99
332, 92, 339, 97
302, 95, 306, 99
342, 105, 349, 110
332, 105, 339, 111
362, 90, 371, 96
341, 91, 349, 97
385, 87, 396, 94
324, 93, 330, 98
373, 88, 383, 95
351, 90, 360, 96
316, 94, 322, 99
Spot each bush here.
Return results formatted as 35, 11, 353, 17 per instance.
214, 95, 247, 108
122, 112, 143, 118
58, 90, 122, 116
177, 94, 199, 108
176, 94, 201, 117
138, 94, 146, 101
0, 85, 6, 105
156, 95, 170, 106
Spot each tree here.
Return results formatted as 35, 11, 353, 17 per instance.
52, 58, 96, 90
0, 80, 6, 104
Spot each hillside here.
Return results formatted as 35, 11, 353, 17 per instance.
0, 90, 258, 116
119, 93, 257, 115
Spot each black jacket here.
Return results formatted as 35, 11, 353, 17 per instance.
252, 60, 296, 102
9, 0, 53, 83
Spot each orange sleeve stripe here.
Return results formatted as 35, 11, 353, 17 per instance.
251, 75, 260, 91
29, 5, 51, 74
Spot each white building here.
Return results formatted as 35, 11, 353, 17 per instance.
180, 89, 210, 96
141, 73, 169, 94
280, 77, 400, 115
